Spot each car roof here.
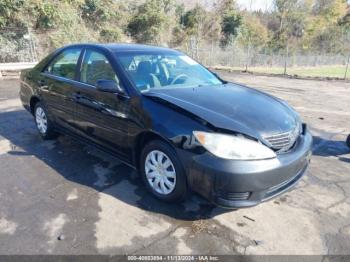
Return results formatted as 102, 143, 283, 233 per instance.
63, 43, 181, 54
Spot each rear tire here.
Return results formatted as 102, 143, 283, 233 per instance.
34, 102, 58, 140
140, 140, 188, 202
346, 134, 350, 148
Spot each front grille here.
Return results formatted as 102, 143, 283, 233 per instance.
263, 125, 300, 152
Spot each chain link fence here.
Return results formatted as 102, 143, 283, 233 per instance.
0, 28, 39, 63
1, 28, 349, 80
187, 44, 350, 80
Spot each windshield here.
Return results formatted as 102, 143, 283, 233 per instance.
116, 52, 222, 92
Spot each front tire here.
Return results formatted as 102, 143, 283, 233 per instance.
140, 140, 188, 202
34, 102, 58, 140
346, 134, 350, 148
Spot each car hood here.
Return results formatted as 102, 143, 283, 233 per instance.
143, 83, 299, 140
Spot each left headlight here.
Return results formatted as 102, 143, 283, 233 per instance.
193, 131, 277, 160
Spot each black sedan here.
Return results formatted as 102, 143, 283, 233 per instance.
20, 43, 312, 208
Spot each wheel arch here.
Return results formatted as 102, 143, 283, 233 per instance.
29, 96, 41, 115
346, 134, 350, 148
133, 131, 175, 170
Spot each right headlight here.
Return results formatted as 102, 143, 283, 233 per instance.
193, 131, 276, 160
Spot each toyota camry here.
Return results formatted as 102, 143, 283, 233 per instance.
20, 43, 312, 208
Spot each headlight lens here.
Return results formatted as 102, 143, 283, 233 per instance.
193, 131, 276, 160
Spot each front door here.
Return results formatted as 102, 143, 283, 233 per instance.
73, 49, 131, 160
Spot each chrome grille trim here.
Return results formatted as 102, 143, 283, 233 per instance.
263, 124, 300, 152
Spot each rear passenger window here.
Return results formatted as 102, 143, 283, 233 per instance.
80, 50, 119, 87
46, 49, 81, 80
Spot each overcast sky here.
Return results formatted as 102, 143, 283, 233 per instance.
236, 0, 350, 11
236, 0, 273, 11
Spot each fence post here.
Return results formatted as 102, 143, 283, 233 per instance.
344, 54, 350, 80
210, 41, 214, 67
245, 44, 250, 72
284, 45, 289, 75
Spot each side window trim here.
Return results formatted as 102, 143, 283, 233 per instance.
76, 48, 86, 83
41, 71, 83, 86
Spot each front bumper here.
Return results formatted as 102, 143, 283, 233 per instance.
186, 130, 313, 209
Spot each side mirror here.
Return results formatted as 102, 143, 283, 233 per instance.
96, 79, 124, 94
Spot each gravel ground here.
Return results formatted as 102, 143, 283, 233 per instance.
0, 73, 349, 255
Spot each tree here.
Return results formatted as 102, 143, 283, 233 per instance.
0, 0, 348, 62
99, 28, 122, 42
238, 14, 268, 50
214, 0, 237, 14
220, 11, 242, 46
0, 0, 25, 27
179, 4, 221, 55
304, 0, 349, 53
213, 0, 242, 47
169, 3, 186, 47
180, 5, 207, 56
269, 0, 311, 51
182, 5, 207, 35
127, 0, 173, 44
313, 0, 348, 23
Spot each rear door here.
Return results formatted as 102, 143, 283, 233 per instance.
73, 48, 131, 160
39, 48, 82, 130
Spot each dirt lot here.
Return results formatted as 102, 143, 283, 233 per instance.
0, 73, 349, 255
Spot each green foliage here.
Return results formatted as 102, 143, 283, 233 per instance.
99, 27, 122, 42
302, 0, 349, 53
221, 11, 242, 46
313, 0, 348, 23
170, 25, 186, 47
127, 0, 171, 43
269, 0, 311, 50
215, 0, 238, 14
81, 0, 101, 19
182, 5, 221, 39
48, 9, 98, 48
0, 0, 348, 58
80, 0, 124, 28
237, 15, 268, 49
182, 5, 206, 33
35, 2, 61, 29
0, 0, 25, 27
181, 5, 207, 41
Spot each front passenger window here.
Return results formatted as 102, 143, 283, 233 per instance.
80, 50, 119, 87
